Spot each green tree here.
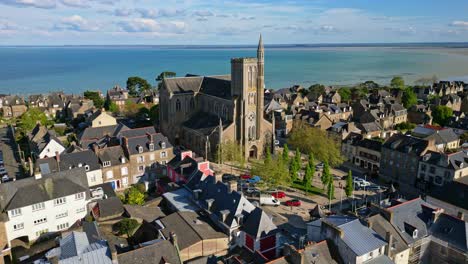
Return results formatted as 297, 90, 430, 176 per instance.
282, 144, 289, 164
321, 160, 331, 189
126, 76, 152, 96
217, 141, 245, 168
432, 105, 453, 127
251, 155, 289, 188
289, 156, 299, 183
345, 170, 353, 197
124, 186, 145, 205
307, 84, 326, 100
338, 87, 351, 102
294, 148, 301, 165
265, 147, 272, 165
327, 174, 335, 200
108, 101, 119, 113
18, 108, 52, 133
84, 90, 104, 109
303, 164, 312, 193
402, 87, 417, 109
149, 104, 159, 122
115, 218, 139, 237
394, 122, 416, 131
288, 121, 343, 166
460, 131, 468, 144
390, 76, 405, 89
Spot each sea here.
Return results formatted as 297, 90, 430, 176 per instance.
1, 43, 468, 95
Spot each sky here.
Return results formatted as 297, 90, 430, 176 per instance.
1, 0, 468, 45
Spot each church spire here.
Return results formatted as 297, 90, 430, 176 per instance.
258, 34, 264, 51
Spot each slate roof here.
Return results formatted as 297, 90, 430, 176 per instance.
124, 204, 166, 222
58, 231, 112, 264
383, 134, 430, 155
301, 240, 337, 264
0, 168, 89, 211
183, 112, 232, 136
357, 139, 382, 152
386, 198, 435, 244
364, 255, 394, 264
163, 76, 204, 94
158, 211, 227, 250
29, 125, 65, 154
428, 180, 468, 210
96, 196, 124, 219
78, 123, 129, 147
95, 145, 127, 167
122, 127, 172, 155
162, 188, 198, 212
323, 216, 387, 256
367, 214, 408, 254
356, 122, 382, 133
421, 150, 468, 170
424, 128, 459, 145
117, 240, 181, 264
242, 207, 277, 239
430, 213, 468, 252
36, 150, 101, 174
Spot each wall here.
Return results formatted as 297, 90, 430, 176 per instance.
393, 248, 410, 264
128, 147, 174, 184
102, 162, 130, 190
86, 169, 103, 187
5, 191, 88, 246
91, 112, 117, 128
38, 140, 65, 159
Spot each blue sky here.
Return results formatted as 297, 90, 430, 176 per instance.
1, 0, 468, 45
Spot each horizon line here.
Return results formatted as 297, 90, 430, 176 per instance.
1, 41, 468, 48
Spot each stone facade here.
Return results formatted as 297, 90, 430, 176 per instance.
159, 36, 272, 159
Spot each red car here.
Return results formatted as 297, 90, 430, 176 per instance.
285, 199, 301, 207
241, 174, 251, 179
271, 191, 286, 199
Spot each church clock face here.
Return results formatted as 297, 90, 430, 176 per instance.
248, 112, 255, 122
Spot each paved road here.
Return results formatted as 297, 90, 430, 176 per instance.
0, 127, 24, 180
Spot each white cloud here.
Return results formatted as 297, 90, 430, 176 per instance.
113, 8, 133, 17
117, 18, 186, 34
193, 10, 214, 17
54, 15, 99, 31
60, 0, 89, 8
135, 8, 185, 19
450, 21, 468, 27
0, 0, 56, 9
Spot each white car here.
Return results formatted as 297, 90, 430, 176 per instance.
259, 195, 280, 206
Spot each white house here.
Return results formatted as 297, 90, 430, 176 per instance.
0, 168, 89, 247
29, 125, 66, 159
36, 150, 103, 187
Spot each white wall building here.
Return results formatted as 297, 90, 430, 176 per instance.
0, 168, 89, 247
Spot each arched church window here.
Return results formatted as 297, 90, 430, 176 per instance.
176, 99, 181, 111
252, 125, 256, 139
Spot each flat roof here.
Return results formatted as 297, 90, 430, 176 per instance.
162, 188, 198, 212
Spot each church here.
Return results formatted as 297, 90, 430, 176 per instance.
159, 36, 273, 160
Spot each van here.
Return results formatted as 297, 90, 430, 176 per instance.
260, 195, 280, 206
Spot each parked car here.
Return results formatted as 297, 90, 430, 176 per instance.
246, 175, 261, 183
246, 187, 260, 194
267, 189, 286, 199
315, 163, 324, 170
241, 174, 251, 179
260, 195, 280, 206
222, 174, 237, 182
285, 199, 301, 207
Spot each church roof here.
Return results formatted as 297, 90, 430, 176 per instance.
182, 112, 232, 136
163, 75, 232, 100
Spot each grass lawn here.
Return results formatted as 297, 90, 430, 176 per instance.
291, 182, 323, 196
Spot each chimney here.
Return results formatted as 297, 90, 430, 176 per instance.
385, 231, 393, 257
220, 210, 230, 222
34, 167, 42, 180
169, 231, 178, 247
122, 136, 128, 150
457, 211, 465, 221
205, 198, 215, 211
226, 180, 238, 193
146, 132, 153, 143
431, 208, 444, 223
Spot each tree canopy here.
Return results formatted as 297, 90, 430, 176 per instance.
251, 154, 289, 188
402, 87, 417, 109
345, 170, 353, 197
120, 186, 145, 205
217, 141, 246, 168
321, 160, 331, 189
18, 108, 52, 133
432, 105, 453, 127
126, 76, 152, 97
115, 218, 139, 237
84, 90, 104, 109
287, 121, 343, 166
338, 87, 351, 102
307, 84, 326, 99
390, 76, 405, 89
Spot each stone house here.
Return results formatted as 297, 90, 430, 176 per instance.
353, 138, 382, 177
66, 98, 94, 120
95, 145, 131, 191
379, 134, 436, 187
1, 95, 27, 119
107, 85, 129, 110
120, 127, 174, 184
417, 150, 468, 187
86, 109, 117, 128
323, 91, 341, 104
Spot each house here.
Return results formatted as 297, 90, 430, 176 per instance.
407, 104, 432, 124
117, 239, 181, 264
353, 138, 383, 177
294, 110, 333, 131
385, 103, 407, 125
438, 94, 462, 112
28, 125, 66, 159
120, 127, 174, 184
328, 121, 360, 140
417, 150, 468, 187
380, 134, 435, 187
154, 211, 229, 261
307, 216, 390, 264
36, 149, 103, 186
281, 241, 338, 264
94, 145, 130, 190
323, 91, 341, 104
341, 132, 363, 162
78, 123, 129, 148
107, 85, 129, 111
423, 128, 460, 151
355, 122, 383, 139
383, 198, 468, 264
66, 98, 94, 120
1, 95, 27, 118
427, 178, 468, 216
123, 204, 166, 223
366, 214, 410, 264
0, 168, 89, 247
47, 228, 112, 264
166, 150, 213, 184
91, 196, 124, 221
87, 109, 117, 128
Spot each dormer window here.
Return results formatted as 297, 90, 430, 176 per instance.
120, 157, 126, 163
149, 143, 154, 151
160, 141, 166, 149
138, 145, 144, 153
78, 163, 82, 167
103, 161, 111, 167
412, 229, 418, 239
